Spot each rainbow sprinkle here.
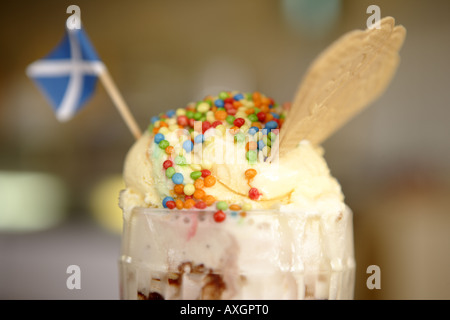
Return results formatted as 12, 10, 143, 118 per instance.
148, 91, 287, 221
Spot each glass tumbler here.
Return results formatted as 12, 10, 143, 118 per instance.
119, 206, 355, 300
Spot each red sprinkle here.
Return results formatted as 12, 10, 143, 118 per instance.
177, 115, 188, 126
163, 160, 173, 169
185, 195, 193, 200
202, 121, 212, 133
224, 97, 234, 104
194, 201, 207, 209
227, 108, 237, 115
212, 120, 222, 128
166, 201, 176, 209
249, 188, 261, 200
214, 210, 226, 223
201, 169, 211, 178
257, 112, 266, 122
233, 118, 245, 127
224, 102, 234, 110
188, 118, 195, 127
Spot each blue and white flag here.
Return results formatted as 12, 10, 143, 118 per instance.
27, 26, 105, 121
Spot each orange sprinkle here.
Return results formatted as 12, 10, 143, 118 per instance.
240, 211, 247, 217
245, 141, 257, 151
174, 184, 185, 195
184, 198, 195, 209
193, 189, 205, 200
165, 146, 174, 154
152, 127, 160, 134
251, 122, 262, 129
253, 99, 262, 108
252, 92, 261, 101
159, 121, 169, 128
261, 97, 271, 105
214, 110, 227, 121
194, 178, 204, 189
259, 105, 269, 113
204, 175, 216, 187
245, 108, 255, 115
233, 100, 242, 108
175, 199, 184, 210
265, 113, 274, 122
245, 169, 257, 180
204, 195, 216, 206
229, 204, 241, 211
229, 126, 240, 135
211, 106, 217, 112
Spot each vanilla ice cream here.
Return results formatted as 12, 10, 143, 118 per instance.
119, 91, 355, 300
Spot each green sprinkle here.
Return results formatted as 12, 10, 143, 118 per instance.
234, 132, 245, 143
147, 124, 154, 133
216, 201, 228, 211
268, 132, 277, 141
174, 155, 187, 166
193, 112, 202, 120
226, 115, 235, 125
262, 136, 271, 147
186, 111, 194, 119
218, 91, 229, 100
190, 171, 202, 180
246, 150, 257, 163
159, 140, 170, 149
248, 113, 258, 123
165, 167, 175, 178
253, 107, 261, 114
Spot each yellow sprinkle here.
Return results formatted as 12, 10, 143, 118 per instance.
262, 146, 271, 157
169, 124, 179, 132
206, 111, 215, 123
167, 118, 176, 125
176, 108, 186, 116
154, 120, 160, 128
184, 184, 195, 196
201, 160, 212, 170
197, 102, 210, 113
215, 124, 226, 136
242, 203, 252, 211
191, 131, 199, 140
190, 164, 202, 171
255, 131, 263, 140
235, 111, 247, 119
158, 127, 169, 135
240, 124, 249, 133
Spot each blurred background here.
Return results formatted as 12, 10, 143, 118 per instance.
1, 0, 449, 299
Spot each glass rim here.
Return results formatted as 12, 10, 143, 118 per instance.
128, 205, 350, 217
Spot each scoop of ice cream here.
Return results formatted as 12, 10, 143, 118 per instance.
120, 91, 345, 216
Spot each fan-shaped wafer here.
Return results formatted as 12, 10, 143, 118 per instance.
279, 17, 406, 157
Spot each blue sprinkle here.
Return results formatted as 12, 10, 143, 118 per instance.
183, 140, 194, 152
171, 173, 184, 185
150, 116, 159, 124
214, 99, 225, 108
264, 120, 278, 130
230, 211, 238, 217
166, 109, 176, 118
194, 134, 204, 144
154, 133, 165, 144
162, 196, 174, 208
257, 140, 265, 150
248, 126, 259, 135
233, 93, 244, 101
270, 112, 280, 119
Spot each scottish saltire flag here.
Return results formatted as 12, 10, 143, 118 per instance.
26, 26, 105, 121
